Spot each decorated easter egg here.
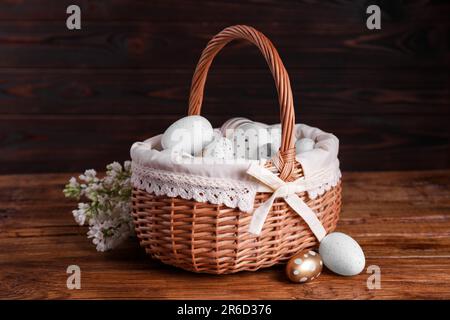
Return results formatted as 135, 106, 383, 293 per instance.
220, 117, 252, 136
319, 232, 365, 276
202, 137, 234, 160
161, 115, 213, 155
295, 137, 315, 154
254, 143, 277, 160
286, 250, 323, 283
232, 122, 270, 160
267, 125, 282, 155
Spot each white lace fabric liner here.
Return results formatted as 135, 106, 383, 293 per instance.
130, 123, 341, 213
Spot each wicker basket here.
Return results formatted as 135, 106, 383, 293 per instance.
131, 25, 341, 274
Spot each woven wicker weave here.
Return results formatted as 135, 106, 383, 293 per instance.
131, 25, 341, 274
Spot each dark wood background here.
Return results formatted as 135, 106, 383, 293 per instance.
0, 0, 448, 174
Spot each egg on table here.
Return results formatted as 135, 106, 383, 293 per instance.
161, 115, 214, 155
286, 250, 323, 283
319, 232, 365, 276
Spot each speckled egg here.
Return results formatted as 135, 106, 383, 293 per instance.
201, 137, 234, 160
254, 143, 277, 160
231, 122, 270, 160
161, 115, 213, 155
286, 250, 323, 283
267, 125, 281, 155
319, 232, 365, 276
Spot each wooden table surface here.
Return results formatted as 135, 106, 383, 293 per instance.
1, 170, 449, 300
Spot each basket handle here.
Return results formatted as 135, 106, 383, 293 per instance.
188, 25, 296, 181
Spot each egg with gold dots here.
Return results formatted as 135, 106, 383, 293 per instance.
286, 250, 323, 283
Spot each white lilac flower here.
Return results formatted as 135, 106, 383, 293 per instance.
64, 160, 133, 251
87, 218, 107, 251
68, 177, 79, 188
102, 175, 115, 187
79, 169, 98, 183
63, 176, 82, 198
72, 203, 89, 226
96, 194, 108, 207
108, 161, 122, 173
84, 183, 101, 202
87, 215, 132, 252
106, 162, 123, 182
123, 176, 131, 184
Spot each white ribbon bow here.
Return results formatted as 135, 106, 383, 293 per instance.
246, 163, 326, 241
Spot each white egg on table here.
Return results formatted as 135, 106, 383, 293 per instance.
161, 115, 213, 155
295, 137, 315, 154
201, 137, 234, 160
319, 232, 365, 276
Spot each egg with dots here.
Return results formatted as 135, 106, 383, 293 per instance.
286, 250, 323, 283
220, 117, 253, 136
201, 136, 234, 160
231, 122, 271, 160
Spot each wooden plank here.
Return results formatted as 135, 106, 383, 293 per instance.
0, 170, 449, 299
0, 68, 448, 116
0, 115, 448, 173
1, 256, 449, 299
1, 0, 448, 23
0, 20, 447, 69
0, 1, 447, 175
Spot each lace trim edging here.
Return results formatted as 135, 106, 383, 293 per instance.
307, 170, 342, 200
131, 162, 341, 212
131, 162, 257, 212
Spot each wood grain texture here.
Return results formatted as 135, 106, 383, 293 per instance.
0, 170, 449, 299
1, 69, 448, 115
3, 0, 448, 22
0, 0, 448, 173
0, 20, 447, 69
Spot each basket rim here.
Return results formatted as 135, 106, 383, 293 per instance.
130, 122, 341, 215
